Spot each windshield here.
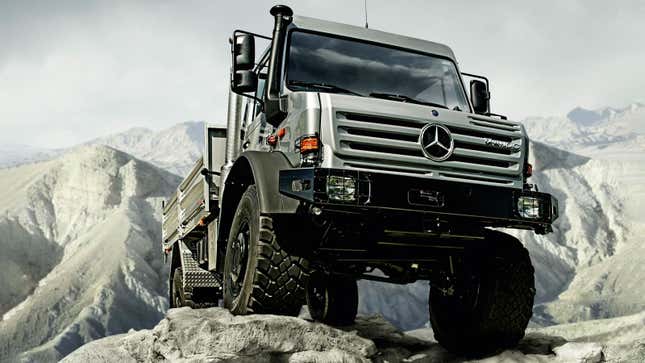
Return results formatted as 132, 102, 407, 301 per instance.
285, 31, 471, 112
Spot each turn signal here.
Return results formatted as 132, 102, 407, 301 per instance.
300, 136, 319, 153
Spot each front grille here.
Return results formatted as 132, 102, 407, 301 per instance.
334, 111, 524, 186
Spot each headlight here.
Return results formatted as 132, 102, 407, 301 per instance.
326, 175, 356, 202
517, 196, 541, 219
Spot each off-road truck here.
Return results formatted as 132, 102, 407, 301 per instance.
162, 5, 558, 354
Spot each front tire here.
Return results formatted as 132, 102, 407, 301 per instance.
429, 230, 535, 356
223, 185, 308, 315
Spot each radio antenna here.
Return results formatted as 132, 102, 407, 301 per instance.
363, 0, 369, 28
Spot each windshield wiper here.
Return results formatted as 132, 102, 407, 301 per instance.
369, 92, 448, 109
288, 80, 364, 97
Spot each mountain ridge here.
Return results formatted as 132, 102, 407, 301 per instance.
0, 145, 180, 362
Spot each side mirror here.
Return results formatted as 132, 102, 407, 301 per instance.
233, 34, 255, 71
230, 33, 257, 94
232, 70, 257, 93
470, 80, 490, 114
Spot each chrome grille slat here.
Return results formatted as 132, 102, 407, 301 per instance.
337, 147, 521, 175
337, 130, 421, 151
447, 122, 521, 139
468, 115, 522, 128
470, 120, 520, 132
451, 133, 522, 150
452, 148, 520, 163
344, 159, 517, 186
336, 118, 421, 137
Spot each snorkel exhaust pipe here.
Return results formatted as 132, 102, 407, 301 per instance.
266, 5, 293, 101
265, 5, 293, 123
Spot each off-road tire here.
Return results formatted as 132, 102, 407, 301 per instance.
171, 268, 189, 308
429, 230, 535, 356
223, 185, 309, 315
306, 274, 358, 326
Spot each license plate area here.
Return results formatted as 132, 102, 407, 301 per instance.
408, 188, 445, 208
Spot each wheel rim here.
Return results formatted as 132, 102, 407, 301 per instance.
307, 278, 328, 319
228, 220, 250, 301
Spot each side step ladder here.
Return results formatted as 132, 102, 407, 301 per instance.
176, 241, 222, 308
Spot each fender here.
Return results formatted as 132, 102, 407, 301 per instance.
224, 151, 300, 214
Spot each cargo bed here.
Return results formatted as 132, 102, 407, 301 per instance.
162, 125, 227, 251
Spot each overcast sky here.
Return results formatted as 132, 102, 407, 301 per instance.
1, 0, 644, 148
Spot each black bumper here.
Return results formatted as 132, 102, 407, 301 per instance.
279, 168, 558, 234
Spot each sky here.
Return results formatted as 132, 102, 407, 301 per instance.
0, 0, 644, 148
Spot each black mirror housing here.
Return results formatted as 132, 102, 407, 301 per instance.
470, 80, 489, 114
470, 80, 490, 114
232, 70, 258, 93
233, 34, 255, 71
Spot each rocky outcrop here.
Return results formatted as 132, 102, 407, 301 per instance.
62, 308, 627, 362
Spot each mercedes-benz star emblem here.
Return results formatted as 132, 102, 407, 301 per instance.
419, 123, 454, 161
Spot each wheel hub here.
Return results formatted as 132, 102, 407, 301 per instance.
228, 221, 250, 299
307, 276, 328, 317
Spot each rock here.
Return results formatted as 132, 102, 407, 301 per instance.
553, 342, 604, 363
62, 308, 378, 362
62, 307, 617, 363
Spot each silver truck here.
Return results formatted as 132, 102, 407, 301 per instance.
162, 5, 558, 355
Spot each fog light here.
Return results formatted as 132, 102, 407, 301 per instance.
518, 196, 541, 219
326, 175, 356, 202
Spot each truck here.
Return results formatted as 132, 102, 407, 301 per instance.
162, 5, 559, 355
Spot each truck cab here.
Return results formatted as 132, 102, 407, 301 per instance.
163, 5, 558, 355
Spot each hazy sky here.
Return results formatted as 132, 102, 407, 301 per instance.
1, 0, 644, 148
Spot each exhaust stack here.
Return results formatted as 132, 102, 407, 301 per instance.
266, 5, 293, 101
221, 89, 243, 184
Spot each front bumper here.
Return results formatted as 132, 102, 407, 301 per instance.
279, 168, 558, 234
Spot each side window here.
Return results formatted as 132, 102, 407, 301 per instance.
254, 73, 267, 117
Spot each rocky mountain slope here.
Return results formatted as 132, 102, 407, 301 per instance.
523, 102, 645, 150
62, 307, 643, 363
0, 144, 61, 169
519, 104, 645, 325
0, 145, 180, 362
87, 121, 208, 176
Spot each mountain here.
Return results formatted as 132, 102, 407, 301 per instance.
87, 121, 210, 177
519, 104, 645, 326
62, 307, 642, 362
566, 103, 645, 127
0, 144, 61, 169
523, 102, 645, 151
0, 145, 180, 362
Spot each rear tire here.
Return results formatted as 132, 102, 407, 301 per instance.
429, 230, 535, 356
306, 274, 358, 326
171, 268, 188, 308
223, 185, 308, 315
